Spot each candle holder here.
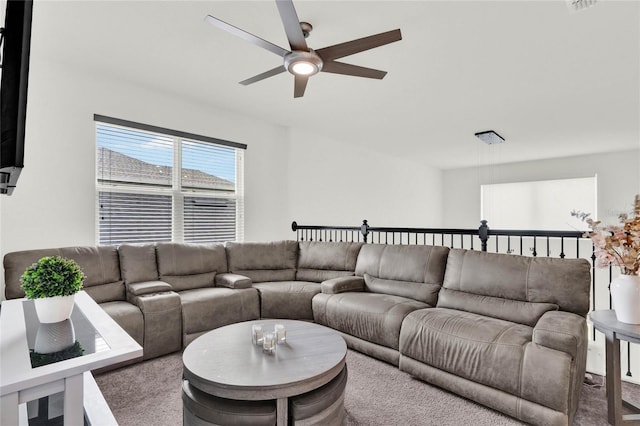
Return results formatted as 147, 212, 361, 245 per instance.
262, 332, 276, 354
251, 324, 264, 345
275, 324, 286, 344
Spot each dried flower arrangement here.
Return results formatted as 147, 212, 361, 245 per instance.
571, 195, 640, 275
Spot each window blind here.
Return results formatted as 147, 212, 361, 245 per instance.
183, 196, 236, 243
95, 118, 245, 245
99, 192, 172, 244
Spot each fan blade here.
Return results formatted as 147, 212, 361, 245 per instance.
205, 15, 290, 58
322, 61, 387, 79
239, 66, 287, 86
275, 0, 308, 52
316, 29, 402, 61
294, 74, 309, 98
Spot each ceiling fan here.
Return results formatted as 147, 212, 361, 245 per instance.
205, 0, 402, 98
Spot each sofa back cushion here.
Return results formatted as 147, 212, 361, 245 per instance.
118, 244, 159, 284
296, 241, 363, 282
156, 242, 226, 291
439, 249, 591, 323
59, 246, 124, 303
226, 241, 298, 283
354, 244, 450, 305
4, 246, 124, 303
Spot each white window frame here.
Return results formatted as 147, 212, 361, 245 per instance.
94, 115, 246, 245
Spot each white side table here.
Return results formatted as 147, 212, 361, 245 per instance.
0, 291, 142, 425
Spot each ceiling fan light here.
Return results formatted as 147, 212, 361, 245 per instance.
284, 50, 323, 77
291, 61, 317, 76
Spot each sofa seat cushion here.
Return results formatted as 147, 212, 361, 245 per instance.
179, 288, 260, 336
400, 307, 575, 413
252, 281, 321, 320
313, 292, 429, 350
400, 308, 533, 396
100, 301, 144, 346
83, 281, 125, 304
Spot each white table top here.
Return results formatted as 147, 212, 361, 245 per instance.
183, 319, 347, 400
0, 291, 142, 396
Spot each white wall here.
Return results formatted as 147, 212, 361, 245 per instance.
287, 128, 443, 229
0, 54, 446, 298
0, 54, 294, 297
443, 149, 640, 229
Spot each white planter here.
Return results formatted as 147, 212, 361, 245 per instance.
33, 294, 76, 323
610, 275, 640, 324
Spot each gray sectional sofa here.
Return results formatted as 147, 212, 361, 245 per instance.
3, 240, 591, 425
313, 243, 450, 366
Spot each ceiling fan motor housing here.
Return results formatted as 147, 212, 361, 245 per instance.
300, 21, 313, 38
284, 50, 323, 76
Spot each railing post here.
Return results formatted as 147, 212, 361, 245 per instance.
360, 220, 370, 243
479, 220, 489, 252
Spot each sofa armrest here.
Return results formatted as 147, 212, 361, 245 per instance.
127, 281, 172, 296
533, 311, 587, 358
215, 273, 252, 289
135, 291, 183, 358
126, 281, 173, 304
321, 276, 365, 294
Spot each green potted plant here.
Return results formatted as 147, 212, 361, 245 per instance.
20, 256, 85, 323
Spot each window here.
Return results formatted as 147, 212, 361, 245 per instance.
95, 115, 245, 245
481, 176, 597, 230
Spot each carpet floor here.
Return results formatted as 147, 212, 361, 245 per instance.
95, 349, 640, 425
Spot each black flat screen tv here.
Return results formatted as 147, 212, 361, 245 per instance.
0, 0, 33, 195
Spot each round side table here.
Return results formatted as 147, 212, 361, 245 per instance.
589, 309, 640, 425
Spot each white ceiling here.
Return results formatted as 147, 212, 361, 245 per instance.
31, 0, 639, 169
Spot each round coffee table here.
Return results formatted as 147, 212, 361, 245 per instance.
183, 319, 347, 426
